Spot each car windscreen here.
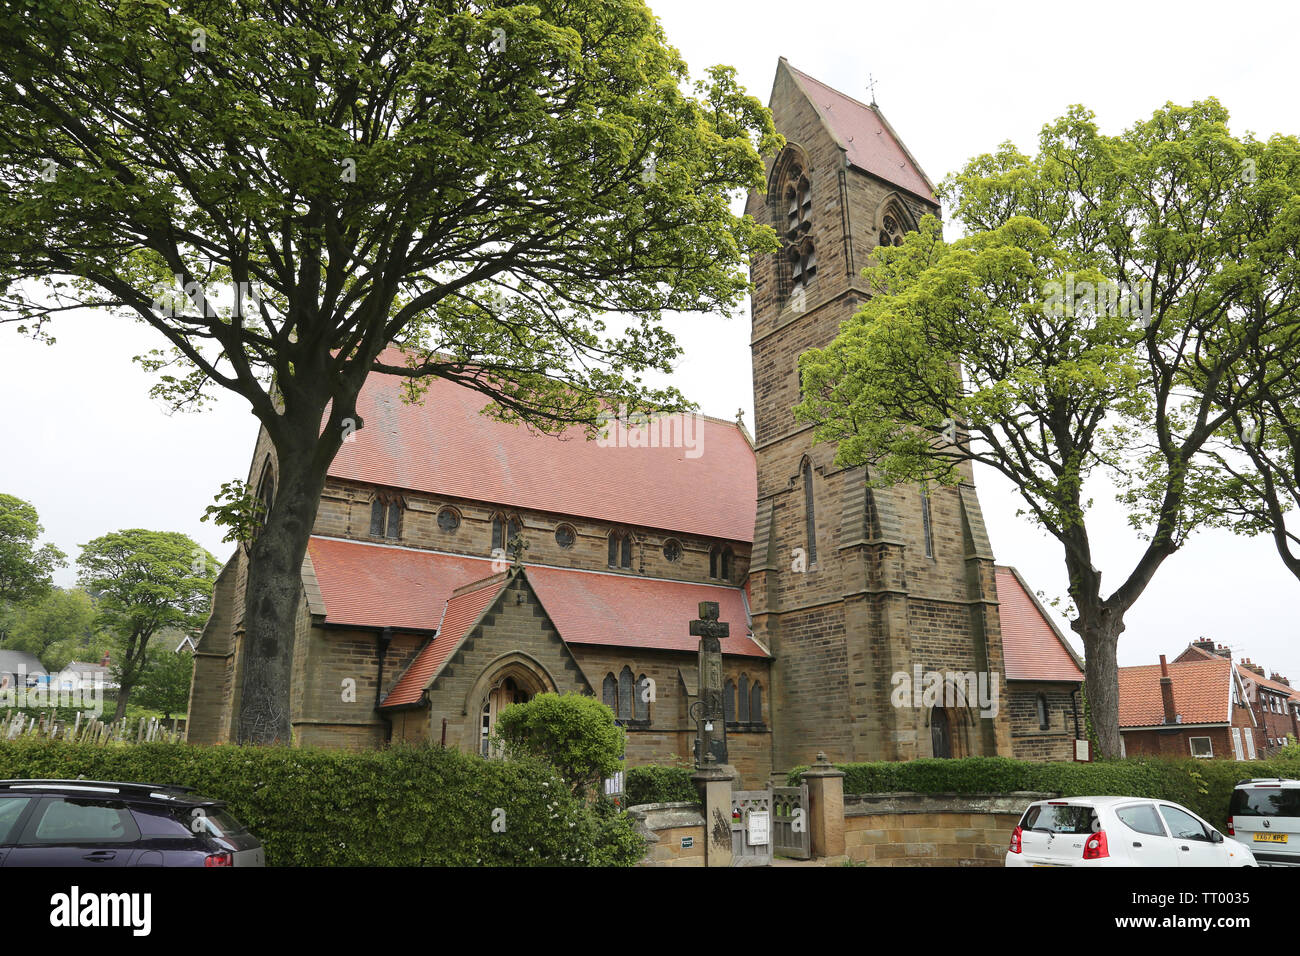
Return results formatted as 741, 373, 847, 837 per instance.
1021, 804, 1098, 834
189, 806, 249, 838
1230, 786, 1300, 818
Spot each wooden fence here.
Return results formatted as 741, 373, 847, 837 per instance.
3, 710, 186, 745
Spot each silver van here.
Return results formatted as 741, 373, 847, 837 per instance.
1228, 778, 1300, 866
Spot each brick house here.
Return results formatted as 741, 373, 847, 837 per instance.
189, 60, 1084, 780
1175, 641, 1299, 755
1118, 653, 1259, 760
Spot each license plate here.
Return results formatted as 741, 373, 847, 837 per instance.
1253, 833, 1288, 843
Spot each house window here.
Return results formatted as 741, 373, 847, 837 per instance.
437, 507, 460, 533
724, 680, 736, 722
370, 495, 402, 540
1189, 736, 1213, 758
662, 538, 682, 563
738, 675, 750, 723
709, 545, 733, 582
555, 524, 576, 549
1036, 694, 1050, 730
750, 682, 763, 725
602, 674, 617, 713
920, 483, 934, 559
802, 458, 817, 566
608, 531, 632, 569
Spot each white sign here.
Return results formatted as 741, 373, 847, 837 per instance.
746, 810, 770, 846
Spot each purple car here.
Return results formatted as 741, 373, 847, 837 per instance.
0, 779, 264, 866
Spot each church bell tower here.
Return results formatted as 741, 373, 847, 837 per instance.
745, 59, 1014, 773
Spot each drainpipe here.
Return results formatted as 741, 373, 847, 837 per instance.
374, 626, 393, 708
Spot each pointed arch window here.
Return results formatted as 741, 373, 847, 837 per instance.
608, 530, 632, 569
634, 673, 650, 722
492, 513, 522, 552
802, 457, 818, 566
920, 482, 934, 559
787, 239, 817, 292
254, 460, 274, 536
750, 682, 763, 725
738, 674, 750, 723
784, 171, 812, 241
617, 666, 635, 721
602, 673, 618, 713
709, 545, 733, 582
724, 679, 736, 723
369, 492, 403, 540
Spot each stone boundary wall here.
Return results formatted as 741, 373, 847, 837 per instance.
628, 802, 706, 867
844, 791, 1055, 866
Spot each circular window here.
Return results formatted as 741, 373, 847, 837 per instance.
437, 508, 460, 532
555, 524, 576, 549
663, 538, 682, 562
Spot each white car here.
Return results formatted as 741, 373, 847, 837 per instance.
1006, 796, 1256, 867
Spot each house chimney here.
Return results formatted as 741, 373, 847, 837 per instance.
1271, 673, 1290, 687
1242, 658, 1266, 677
1192, 638, 1217, 655
1159, 655, 1178, 724
1215, 643, 1232, 659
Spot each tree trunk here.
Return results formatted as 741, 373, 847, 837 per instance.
235, 410, 343, 745
1074, 609, 1124, 759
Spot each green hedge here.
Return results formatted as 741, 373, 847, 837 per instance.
789, 755, 1300, 830
0, 740, 645, 867
626, 764, 697, 805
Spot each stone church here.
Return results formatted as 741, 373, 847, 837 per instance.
188, 60, 1083, 784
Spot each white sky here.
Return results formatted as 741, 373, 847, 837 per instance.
1, 0, 1297, 680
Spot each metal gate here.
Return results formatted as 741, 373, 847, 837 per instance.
730, 789, 774, 866
773, 783, 811, 859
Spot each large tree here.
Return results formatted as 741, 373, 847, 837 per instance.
0, 493, 67, 610
0, 1, 779, 742
6, 587, 102, 672
134, 644, 196, 720
76, 529, 218, 720
794, 101, 1300, 758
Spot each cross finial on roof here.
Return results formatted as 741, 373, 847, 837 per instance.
736, 408, 745, 427
866, 73, 878, 107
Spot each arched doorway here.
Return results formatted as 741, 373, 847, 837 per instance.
467, 655, 557, 757
931, 705, 953, 759
480, 676, 533, 757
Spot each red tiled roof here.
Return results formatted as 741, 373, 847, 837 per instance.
326, 351, 756, 542
995, 566, 1083, 682
1118, 657, 1232, 727
784, 62, 937, 203
382, 574, 505, 708
307, 536, 495, 632
525, 565, 765, 659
